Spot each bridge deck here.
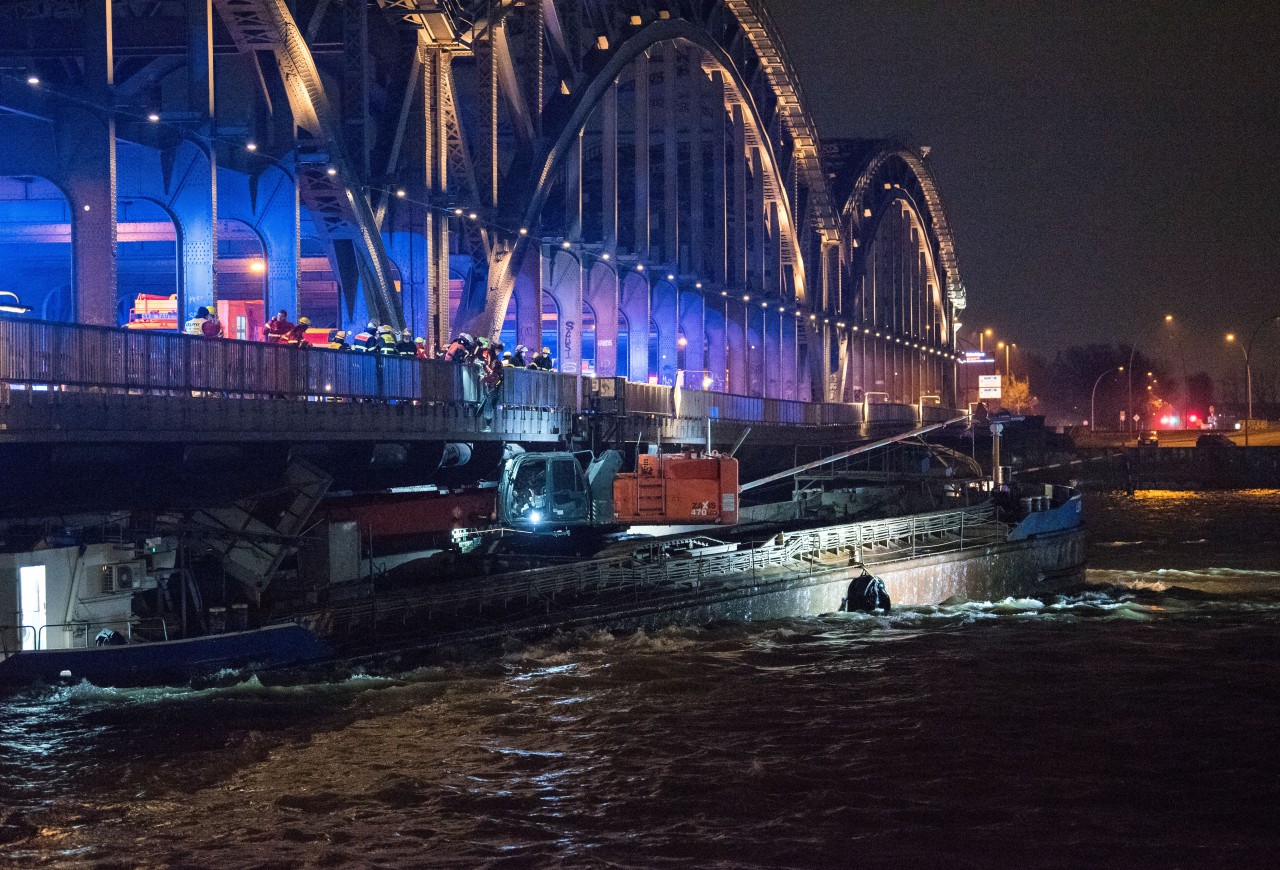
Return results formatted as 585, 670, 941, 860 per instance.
0, 319, 954, 446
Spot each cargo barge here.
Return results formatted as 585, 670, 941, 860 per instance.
0, 420, 1084, 688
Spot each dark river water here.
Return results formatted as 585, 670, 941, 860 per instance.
3, 490, 1280, 869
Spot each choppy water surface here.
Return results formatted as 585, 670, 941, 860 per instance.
3, 490, 1280, 868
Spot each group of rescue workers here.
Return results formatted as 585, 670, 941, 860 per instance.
439, 333, 555, 389
185, 307, 556, 389
181, 308, 559, 389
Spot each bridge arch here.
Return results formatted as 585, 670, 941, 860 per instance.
840, 148, 961, 406
478, 19, 819, 335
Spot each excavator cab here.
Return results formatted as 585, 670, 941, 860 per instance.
498, 450, 624, 531
495, 452, 589, 530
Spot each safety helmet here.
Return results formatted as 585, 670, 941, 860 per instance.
503, 351, 512, 359
415, 337, 426, 345
541, 347, 551, 355
205, 306, 217, 318
298, 316, 311, 325
335, 330, 347, 340
378, 324, 393, 334
515, 345, 528, 354
458, 332, 474, 344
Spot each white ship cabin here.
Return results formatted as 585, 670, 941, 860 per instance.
1, 539, 176, 655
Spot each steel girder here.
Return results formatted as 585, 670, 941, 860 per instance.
213, 0, 404, 330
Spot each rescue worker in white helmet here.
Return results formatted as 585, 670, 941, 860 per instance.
530, 346, 554, 371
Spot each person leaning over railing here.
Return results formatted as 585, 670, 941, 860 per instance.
285, 317, 312, 347
530, 347, 553, 370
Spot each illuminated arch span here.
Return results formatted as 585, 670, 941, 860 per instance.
473, 8, 842, 336
844, 148, 964, 311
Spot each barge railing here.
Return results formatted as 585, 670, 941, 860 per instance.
302, 502, 1005, 640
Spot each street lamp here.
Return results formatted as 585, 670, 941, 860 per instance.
979, 328, 993, 353
1090, 365, 1124, 432
996, 340, 1015, 376
1226, 314, 1280, 447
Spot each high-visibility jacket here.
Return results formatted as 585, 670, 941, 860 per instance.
444, 340, 470, 362
262, 317, 293, 343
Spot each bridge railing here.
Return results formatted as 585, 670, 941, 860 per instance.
0, 317, 486, 403
1, 317, 927, 429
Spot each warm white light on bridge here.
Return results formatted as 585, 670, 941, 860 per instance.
667, 273, 675, 281
470, 212, 480, 221
519, 227, 529, 235
601, 251, 610, 260
246, 142, 258, 152
721, 291, 728, 297
147, 113, 160, 122
395, 189, 406, 198
635, 264, 645, 272
695, 282, 702, 289
453, 207, 464, 216
249, 259, 266, 273
326, 167, 337, 176
742, 294, 750, 302
0, 291, 32, 314
26, 75, 39, 86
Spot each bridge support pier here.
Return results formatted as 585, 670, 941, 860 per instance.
544, 247, 582, 375
587, 262, 619, 377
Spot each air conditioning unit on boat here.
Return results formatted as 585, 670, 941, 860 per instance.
100, 562, 147, 594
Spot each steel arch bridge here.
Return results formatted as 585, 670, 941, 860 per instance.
0, 0, 966, 408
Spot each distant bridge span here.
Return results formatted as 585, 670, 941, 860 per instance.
0, 0, 966, 411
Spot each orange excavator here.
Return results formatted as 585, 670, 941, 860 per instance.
496, 449, 738, 531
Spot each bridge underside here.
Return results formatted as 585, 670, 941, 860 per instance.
0, 0, 966, 413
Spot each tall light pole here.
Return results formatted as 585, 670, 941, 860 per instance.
979, 328, 993, 353
1164, 314, 1189, 427
1124, 343, 1138, 433
1091, 365, 1124, 432
996, 340, 1015, 377
1226, 314, 1280, 447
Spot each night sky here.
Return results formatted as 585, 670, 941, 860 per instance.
769, 1, 1280, 377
